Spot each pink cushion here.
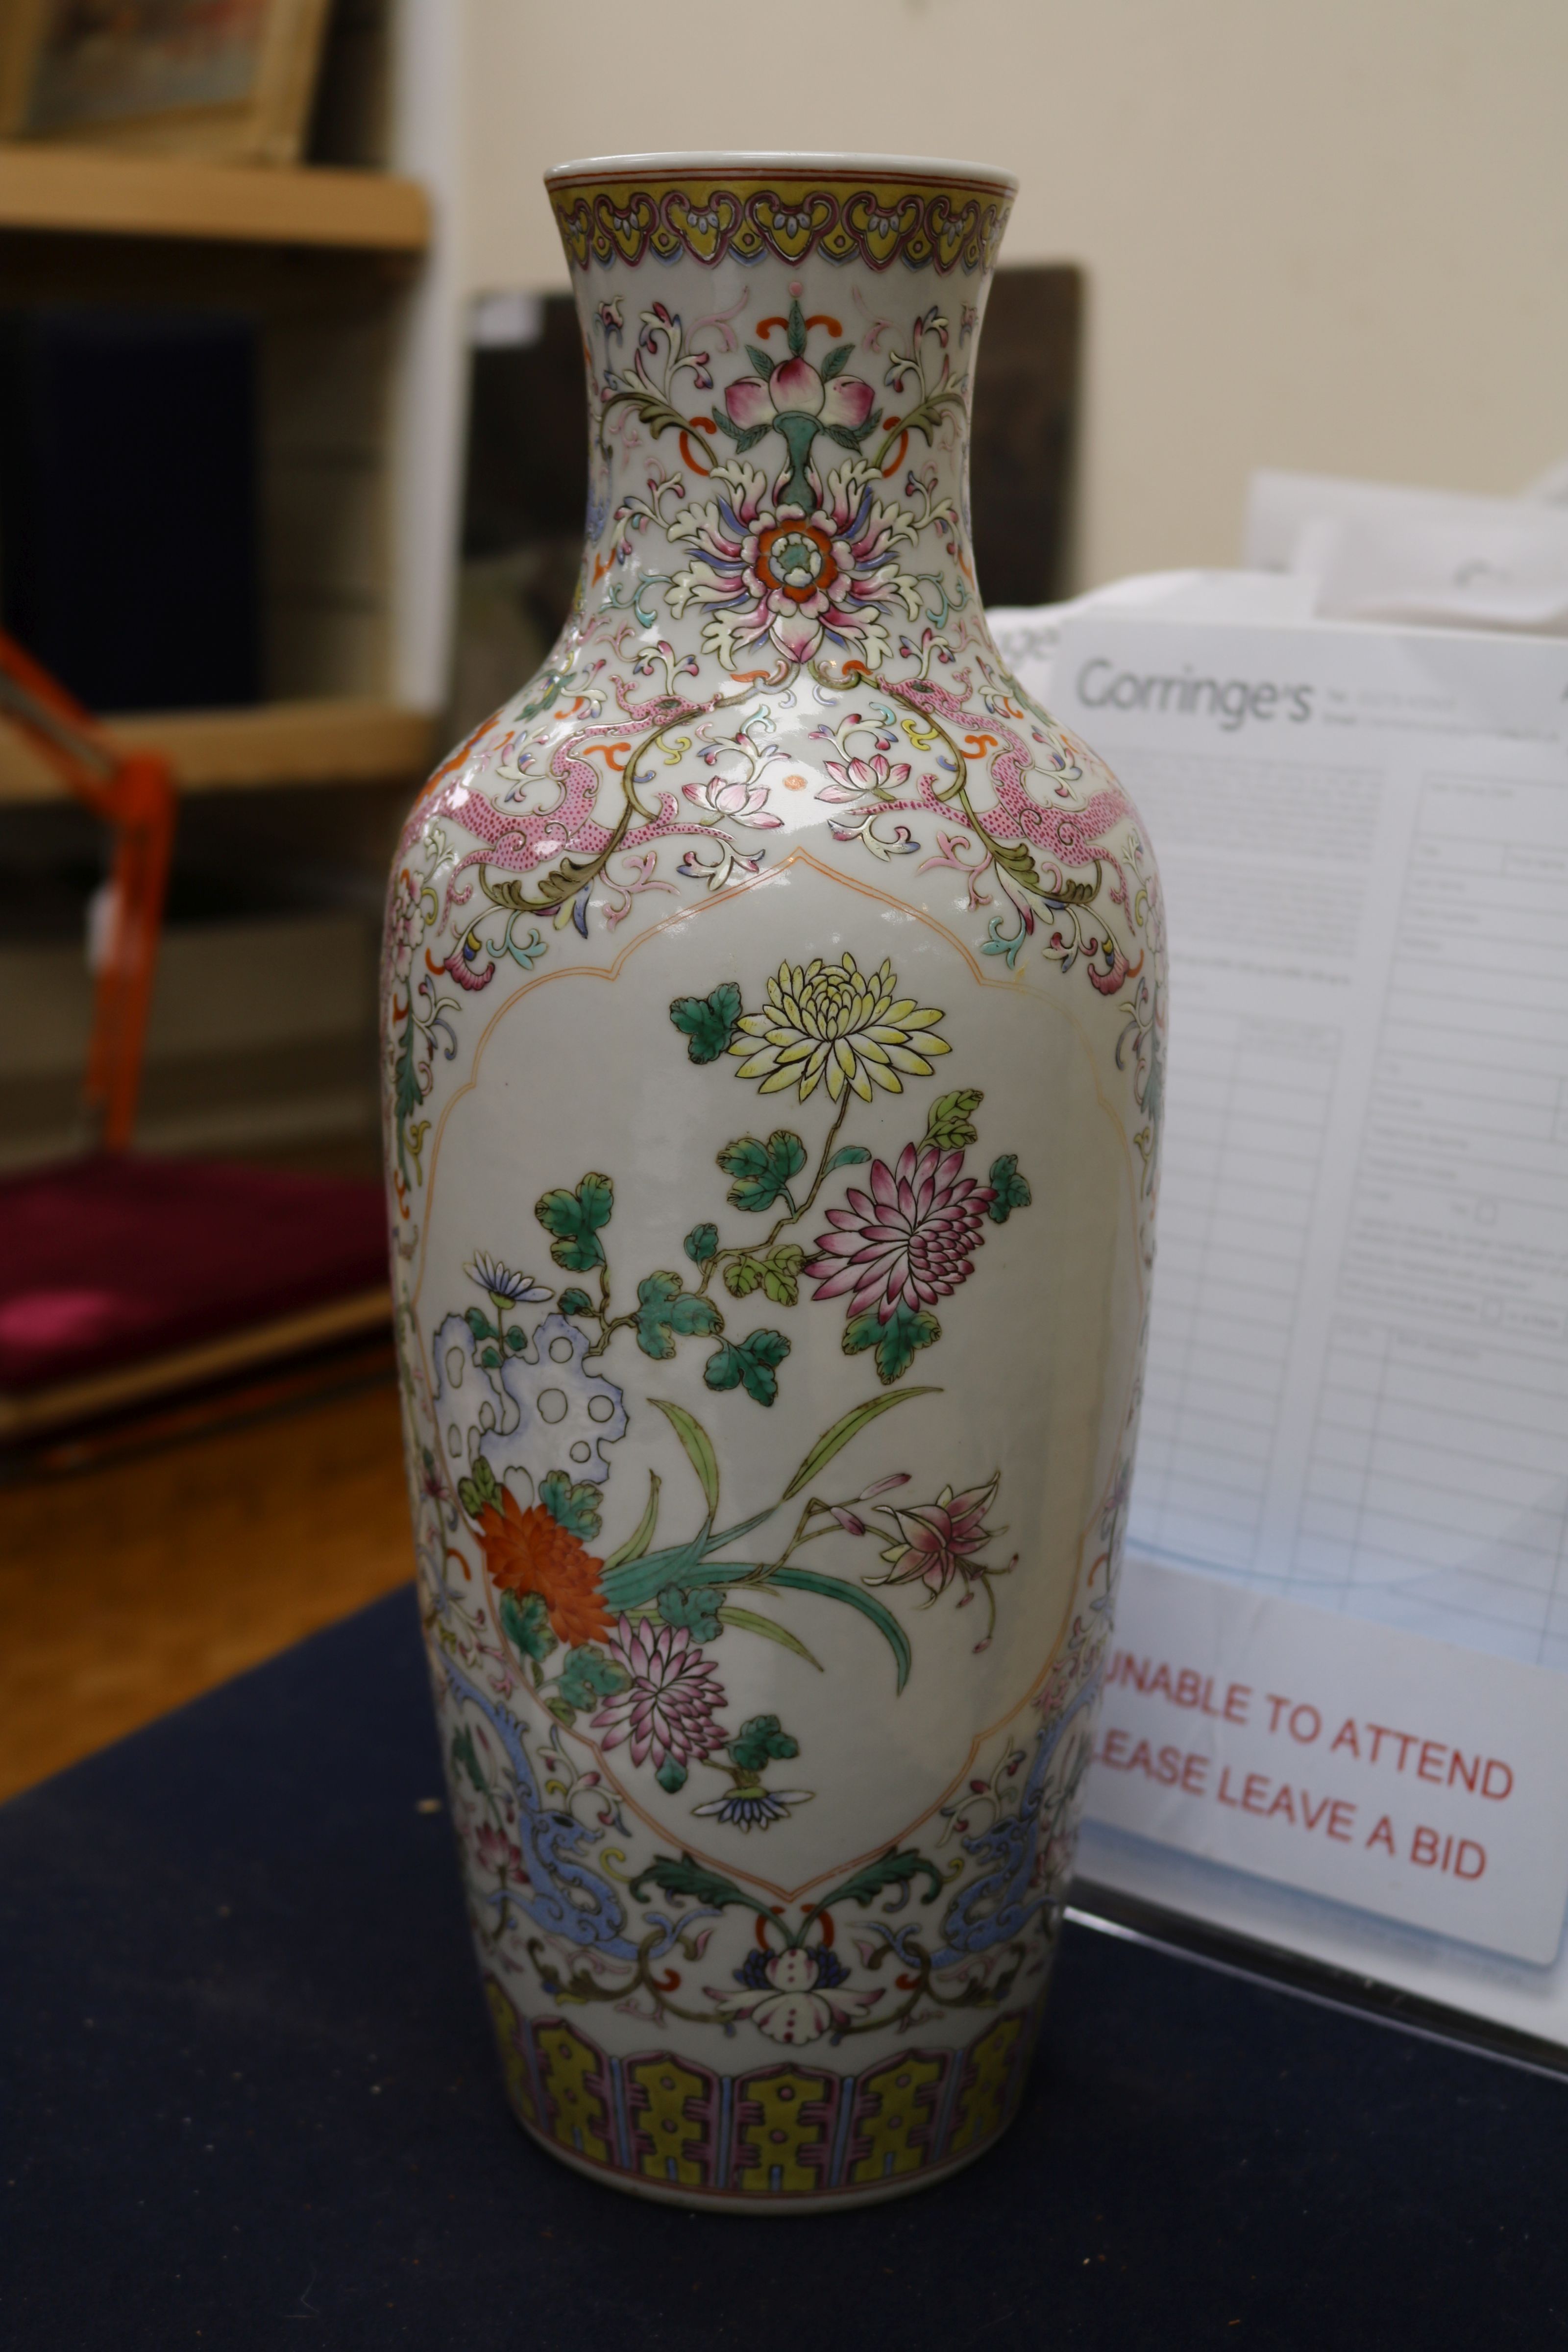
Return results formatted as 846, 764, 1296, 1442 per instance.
0, 1155, 388, 1396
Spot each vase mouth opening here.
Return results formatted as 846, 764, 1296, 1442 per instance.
544, 150, 1018, 196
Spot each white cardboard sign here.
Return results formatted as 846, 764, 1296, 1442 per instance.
1086, 1557, 1568, 1963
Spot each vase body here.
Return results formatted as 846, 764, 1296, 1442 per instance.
381, 152, 1164, 2210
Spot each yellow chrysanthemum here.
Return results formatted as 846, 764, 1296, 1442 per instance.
728, 952, 950, 1102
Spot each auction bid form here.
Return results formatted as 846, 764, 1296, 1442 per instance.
1023, 614, 1568, 2035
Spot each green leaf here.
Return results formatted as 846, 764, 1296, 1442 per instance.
464, 1305, 494, 1342
808, 1847, 944, 1923
539, 1470, 602, 1542
558, 1287, 592, 1318
657, 1584, 723, 1642
628, 1852, 768, 1912
711, 415, 766, 454
557, 1645, 629, 1711
684, 1222, 719, 1266
720, 1241, 805, 1308
924, 1088, 984, 1150
765, 1565, 912, 1691
545, 1697, 577, 1729
704, 1326, 791, 1406
670, 981, 742, 1064
820, 343, 853, 380
824, 1144, 872, 1173
499, 1589, 557, 1665
505, 1326, 527, 1353
535, 1172, 614, 1272
450, 1725, 488, 1795
457, 1455, 502, 1519
574, 1171, 613, 1228
986, 1152, 1033, 1224
717, 1129, 807, 1213
649, 1397, 720, 1521
744, 344, 775, 379
602, 1471, 661, 1573
781, 1385, 940, 1498
716, 1605, 823, 1670
843, 1298, 941, 1386
392, 1008, 422, 1126
761, 1243, 805, 1308
729, 1712, 800, 1772
656, 1755, 689, 1794
635, 1270, 722, 1361
988, 837, 1044, 898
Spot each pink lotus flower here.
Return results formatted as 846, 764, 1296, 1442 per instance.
591, 1614, 726, 1773
474, 1821, 526, 1880
871, 1471, 1006, 1601
725, 354, 876, 435
682, 776, 783, 829
385, 866, 424, 982
818, 753, 912, 803
806, 1141, 995, 1323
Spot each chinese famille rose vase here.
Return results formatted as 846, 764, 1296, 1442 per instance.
381, 151, 1164, 2210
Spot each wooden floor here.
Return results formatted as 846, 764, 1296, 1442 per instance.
0, 1383, 413, 1802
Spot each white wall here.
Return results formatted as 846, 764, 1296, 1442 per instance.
453, 0, 1568, 592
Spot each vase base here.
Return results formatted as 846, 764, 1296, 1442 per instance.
486, 1982, 1043, 2211
512, 2106, 1015, 2214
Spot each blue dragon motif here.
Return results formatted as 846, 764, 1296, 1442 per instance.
439, 1649, 637, 1960
931, 1674, 1101, 1968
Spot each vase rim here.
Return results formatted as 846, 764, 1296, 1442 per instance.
543, 150, 1018, 196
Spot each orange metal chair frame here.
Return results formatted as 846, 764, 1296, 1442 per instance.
0, 629, 176, 1152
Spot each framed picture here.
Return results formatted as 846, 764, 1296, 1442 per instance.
0, 0, 334, 166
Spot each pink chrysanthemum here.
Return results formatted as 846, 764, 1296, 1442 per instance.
591, 1614, 727, 1772
806, 1141, 995, 1323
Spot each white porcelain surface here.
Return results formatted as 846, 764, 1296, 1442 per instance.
382, 152, 1164, 2206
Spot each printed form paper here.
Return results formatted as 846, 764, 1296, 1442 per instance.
1029, 616, 1568, 2007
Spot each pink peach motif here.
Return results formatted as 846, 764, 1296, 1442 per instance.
724, 353, 877, 435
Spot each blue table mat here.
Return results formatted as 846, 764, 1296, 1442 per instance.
3, 1585, 1563, 2350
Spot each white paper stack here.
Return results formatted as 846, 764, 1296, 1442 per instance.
986, 476, 1568, 2049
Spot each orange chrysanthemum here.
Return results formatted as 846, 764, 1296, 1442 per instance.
477, 1487, 612, 1646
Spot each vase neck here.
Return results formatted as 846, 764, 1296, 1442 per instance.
548, 160, 1013, 694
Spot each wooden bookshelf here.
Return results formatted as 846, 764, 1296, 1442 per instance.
0, 146, 429, 252
0, 27, 465, 1164
0, 698, 435, 803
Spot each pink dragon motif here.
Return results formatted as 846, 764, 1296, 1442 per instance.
426, 682, 739, 907
895, 677, 1132, 886
893, 679, 1140, 997
394, 669, 1146, 1001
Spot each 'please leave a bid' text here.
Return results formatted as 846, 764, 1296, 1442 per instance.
1083, 1555, 1568, 1963
1092, 1649, 1515, 1883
